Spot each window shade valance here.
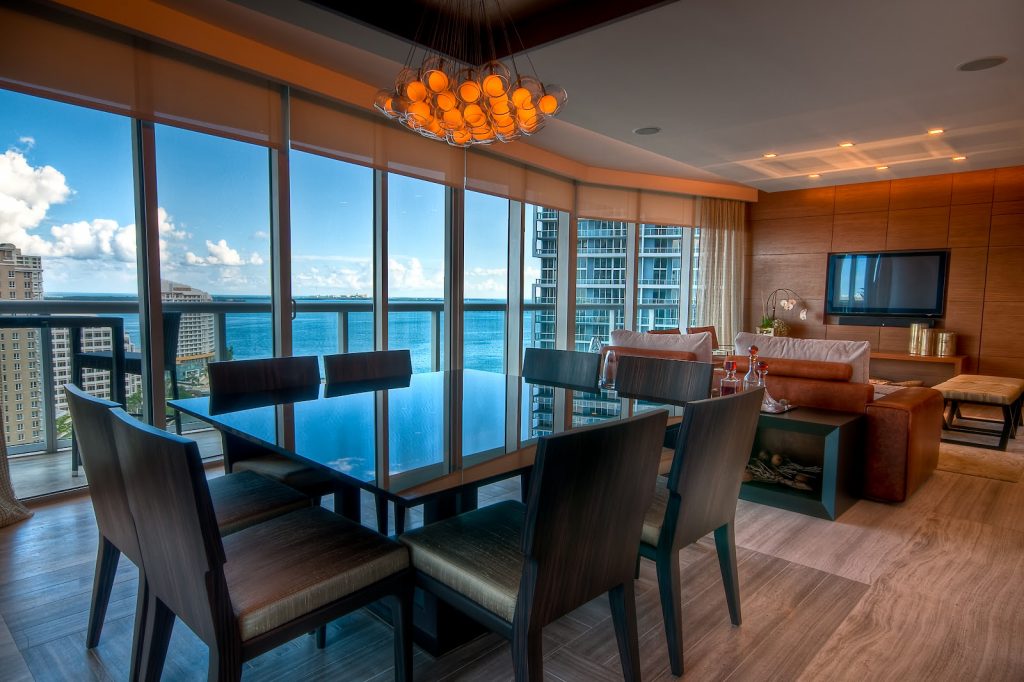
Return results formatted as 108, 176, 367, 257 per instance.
0, 5, 283, 148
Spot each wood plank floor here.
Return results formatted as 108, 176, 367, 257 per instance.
2, 438, 1023, 680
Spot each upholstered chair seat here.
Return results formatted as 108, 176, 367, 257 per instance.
400, 500, 525, 623
231, 455, 336, 494
207, 470, 309, 535
223, 506, 410, 640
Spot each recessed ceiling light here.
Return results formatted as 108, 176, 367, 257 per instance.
876, 165, 889, 170
838, 142, 855, 148
808, 173, 821, 179
956, 56, 1007, 72
762, 152, 777, 158
927, 128, 944, 135
633, 127, 661, 136
952, 155, 967, 161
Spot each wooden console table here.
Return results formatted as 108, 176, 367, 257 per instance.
869, 352, 965, 386
740, 408, 863, 520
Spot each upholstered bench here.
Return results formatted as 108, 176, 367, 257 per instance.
933, 374, 1024, 450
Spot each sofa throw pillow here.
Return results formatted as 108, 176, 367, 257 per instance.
609, 329, 712, 363
733, 332, 871, 384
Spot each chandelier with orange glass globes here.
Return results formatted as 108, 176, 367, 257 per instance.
373, 0, 567, 147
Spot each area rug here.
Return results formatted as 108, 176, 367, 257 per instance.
937, 442, 1024, 483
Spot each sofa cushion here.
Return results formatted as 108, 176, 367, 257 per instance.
733, 332, 871, 383
728, 357, 853, 382
610, 329, 712, 363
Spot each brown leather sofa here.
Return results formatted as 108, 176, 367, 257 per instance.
728, 355, 943, 502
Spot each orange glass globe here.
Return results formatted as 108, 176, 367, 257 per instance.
458, 80, 482, 103
406, 80, 428, 102
425, 70, 449, 93
451, 129, 472, 145
538, 94, 558, 114
482, 74, 506, 98
442, 109, 464, 128
463, 104, 486, 127
511, 87, 532, 108
436, 91, 457, 111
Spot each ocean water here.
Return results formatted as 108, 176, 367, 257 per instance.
115, 300, 515, 374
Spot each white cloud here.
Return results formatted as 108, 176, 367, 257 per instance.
17, 136, 35, 150
47, 219, 136, 261
464, 266, 508, 297
251, 230, 268, 240
185, 238, 264, 266
294, 261, 372, 295
388, 256, 443, 295
0, 148, 71, 253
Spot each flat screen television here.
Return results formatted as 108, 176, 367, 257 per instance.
825, 250, 949, 317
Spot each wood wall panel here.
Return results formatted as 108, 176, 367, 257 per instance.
750, 215, 833, 254
885, 207, 949, 249
751, 188, 834, 221
980, 302, 1024, 358
878, 327, 912, 354
890, 175, 953, 210
750, 253, 827, 301
947, 248, 988, 302
834, 181, 890, 214
825, 325, 880, 349
993, 167, 1024, 202
950, 170, 995, 205
942, 300, 983, 363
746, 165, 1024, 379
948, 204, 991, 247
831, 211, 887, 251
989, 213, 1024, 246
984, 246, 1024, 302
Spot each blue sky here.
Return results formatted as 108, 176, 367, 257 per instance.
0, 88, 515, 299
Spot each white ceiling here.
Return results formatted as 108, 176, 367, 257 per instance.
165, 0, 1024, 192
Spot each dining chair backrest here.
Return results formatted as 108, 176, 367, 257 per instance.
208, 355, 320, 397
686, 325, 720, 350
64, 384, 141, 564
665, 388, 763, 548
522, 347, 601, 392
109, 407, 225, 644
324, 350, 412, 385
521, 409, 667, 626
160, 312, 183, 367
615, 355, 714, 406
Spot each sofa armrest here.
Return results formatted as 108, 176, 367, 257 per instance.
764, 376, 874, 413
864, 387, 943, 502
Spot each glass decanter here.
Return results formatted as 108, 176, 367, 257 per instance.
742, 344, 760, 391
720, 359, 741, 396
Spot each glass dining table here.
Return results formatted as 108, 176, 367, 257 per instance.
170, 368, 679, 653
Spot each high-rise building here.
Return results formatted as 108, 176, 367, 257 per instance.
527, 215, 692, 434
160, 279, 215, 383
0, 244, 44, 446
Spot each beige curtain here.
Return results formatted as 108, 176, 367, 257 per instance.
694, 198, 746, 349
0, 413, 33, 527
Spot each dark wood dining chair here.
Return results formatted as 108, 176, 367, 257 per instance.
521, 347, 601, 392
400, 409, 669, 681
639, 387, 764, 676
324, 349, 412, 384
615, 355, 714, 407
75, 311, 184, 431
108, 407, 413, 682
207, 356, 343, 513
685, 325, 720, 350
64, 383, 310, 679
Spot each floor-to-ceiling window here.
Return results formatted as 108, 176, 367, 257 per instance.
463, 190, 509, 373
155, 125, 272, 393
521, 205, 562, 438
636, 224, 684, 332
386, 174, 446, 372
0, 89, 136, 495
290, 151, 374, 365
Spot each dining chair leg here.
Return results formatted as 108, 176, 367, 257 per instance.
519, 472, 530, 503
375, 494, 389, 535
511, 627, 544, 682
169, 371, 182, 435
656, 547, 684, 676
140, 594, 175, 682
336, 482, 361, 522
609, 581, 641, 682
714, 522, 742, 626
207, 647, 242, 682
394, 503, 407, 535
87, 536, 120, 648
128, 572, 149, 682
388, 586, 413, 682
315, 624, 327, 649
